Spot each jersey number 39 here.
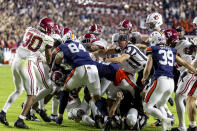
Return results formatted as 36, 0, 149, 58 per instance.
159, 50, 173, 66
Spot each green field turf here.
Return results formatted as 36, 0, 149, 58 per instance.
0, 66, 190, 131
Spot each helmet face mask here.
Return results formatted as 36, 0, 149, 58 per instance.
147, 22, 156, 30
148, 31, 166, 46
82, 33, 98, 44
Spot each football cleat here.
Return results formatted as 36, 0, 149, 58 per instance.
0, 110, 9, 126
28, 114, 40, 121
167, 114, 175, 126
14, 118, 29, 129
151, 119, 161, 127
55, 117, 63, 125
37, 109, 51, 122
50, 114, 58, 122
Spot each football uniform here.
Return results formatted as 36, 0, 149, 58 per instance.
175, 39, 196, 96
117, 42, 147, 74
187, 54, 197, 97
57, 40, 101, 96
95, 62, 137, 97
12, 27, 54, 96
143, 46, 176, 127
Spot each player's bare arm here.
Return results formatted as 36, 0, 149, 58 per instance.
142, 54, 153, 82
191, 58, 197, 68
135, 43, 147, 50
54, 51, 63, 65
109, 91, 124, 117
106, 53, 130, 64
94, 47, 117, 56
45, 45, 52, 66
175, 55, 197, 74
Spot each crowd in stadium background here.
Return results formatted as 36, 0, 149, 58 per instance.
0, 0, 197, 64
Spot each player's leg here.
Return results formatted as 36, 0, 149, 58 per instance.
156, 78, 174, 130
0, 61, 23, 126
118, 74, 136, 97
50, 95, 59, 121
55, 90, 69, 124
34, 61, 53, 103
14, 60, 38, 129
173, 74, 195, 131
186, 96, 197, 130
143, 78, 172, 123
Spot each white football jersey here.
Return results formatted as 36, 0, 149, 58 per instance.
175, 39, 195, 72
17, 27, 54, 62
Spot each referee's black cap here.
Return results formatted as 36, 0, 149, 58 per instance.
176, 26, 185, 32
118, 34, 129, 42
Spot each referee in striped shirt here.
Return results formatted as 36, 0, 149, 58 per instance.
98, 34, 149, 88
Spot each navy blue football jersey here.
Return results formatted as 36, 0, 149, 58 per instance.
95, 62, 119, 81
58, 40, 95, 68
146, 46, 177, 79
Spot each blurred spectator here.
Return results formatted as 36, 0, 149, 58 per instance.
0, 0, 196, 46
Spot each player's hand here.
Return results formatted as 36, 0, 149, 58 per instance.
141, 78, 145, 85
117, 91, 124, 101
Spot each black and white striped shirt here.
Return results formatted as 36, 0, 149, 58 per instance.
119, 42, 147, 73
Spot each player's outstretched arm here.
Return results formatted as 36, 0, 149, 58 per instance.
176, 55, 197, 74
109, 91, 124, 118
142, 54, 153, 82
106, 53, 130, 64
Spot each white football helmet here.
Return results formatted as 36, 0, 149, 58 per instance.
146, 12, 163, 30
131, 32, 142, 44
193, 17, 197, 27
111, 33, 119, 45
148, 31, 166, 46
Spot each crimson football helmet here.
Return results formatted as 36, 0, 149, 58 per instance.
164, 29, 179, 47
53, 23, 62, 35
88, 24, 102, 35
118, 20, 132, 31
51, 23, 62, 42
82, 33, 98, 43
51, 70, 65, 87
38, 17, 54, 35
62, 27, 73, 43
